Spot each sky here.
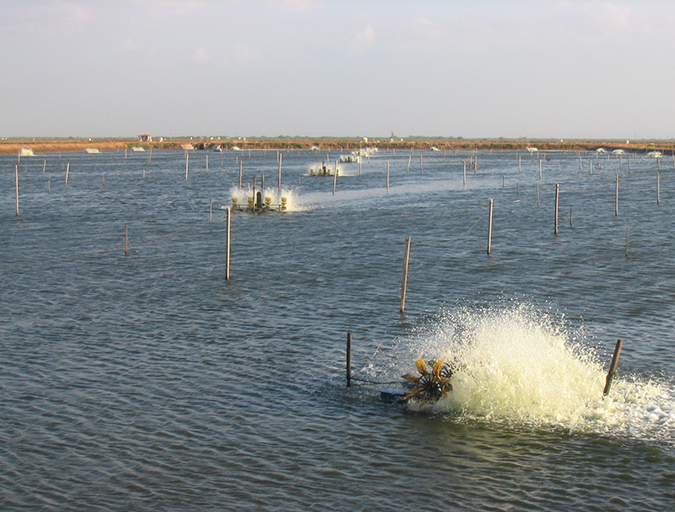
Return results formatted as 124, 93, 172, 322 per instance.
2, 0, 675, 140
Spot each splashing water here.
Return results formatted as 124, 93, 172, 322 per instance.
373, 303, 675, 441
227, 186, 304, 212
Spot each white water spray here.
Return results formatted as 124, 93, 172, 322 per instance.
376, 303, 675, 440
227, 186, 304, 212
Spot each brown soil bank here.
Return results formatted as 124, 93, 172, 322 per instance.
2, 138, 675, 155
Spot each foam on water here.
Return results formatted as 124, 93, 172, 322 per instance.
227, 186, 305, 212
374, 303, 675, 441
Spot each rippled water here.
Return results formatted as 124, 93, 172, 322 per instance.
2, 148, 675, 510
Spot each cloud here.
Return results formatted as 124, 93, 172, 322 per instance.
195, 47, 211, 62
351, 24, 376, 53
232, 42, 258, 64
266, 0, 317, 11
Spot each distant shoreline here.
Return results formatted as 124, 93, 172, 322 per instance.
2, 138, 674, 156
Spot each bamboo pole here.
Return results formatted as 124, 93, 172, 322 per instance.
65, 162, 70, 186
346, 332, 353, 387
209, 199, 213, 223
603, 339, 624, 396
615, 174, 619, 216
386, 161, 390, 192
554, 183, 560, 235
487, 199, 494, 255
536, 183, 540, 208
278, 153, 282, 197
420, 155, 423, 175
569, 206, 573, 227
48, 180, 51, 193
226, 207, 231, 280
333, 162, 338, 195
14, 165, 19, 216
124, 225, 129, 256
185, 152, 189, 181
42, 160, 46, 175
657, 172, 661, 205
206, 154, 209, 174
463, 162, 467, 188
239, 160, 243, 189
539, 159, 543, 180
400, 236, 412, 314
407, 154, 412, 174
625, 227, 629, 257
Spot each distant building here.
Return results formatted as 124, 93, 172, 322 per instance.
138, 134, 152, 142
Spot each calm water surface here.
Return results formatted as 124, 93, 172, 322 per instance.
1, 148, 674, 511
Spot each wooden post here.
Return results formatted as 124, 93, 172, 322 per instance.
278, 153, 282, 197
239, 160, 243, 189
148, 147, 152, 163
124, 225, 129, 256
42, 160, 46, 174
603, 339, 624, 396
625, 227, 629, 257
487, 199, 494, 255
657, 172, 661, 205
539, 159, 543, 180
536, 183, 540, 208
226, 207, 231, 280
333, 162, 338, 195
142, 169, 145, 179
358, 157, 362, 177
569, 206, 573, 227
209, 199, 213, 223
185, 152, 189, 181
400, 236, 412, 314
407, 154, 412, 174
346, 332, 353, 387
615, 174, 619, 217
554, 183, 560, 235
519, 154, 522, 172
14, 165, 19, 216
386, 161, 390, 192
65, 162, 70, 186
206, 154, 209, 173
463, 161, 467, 188
420, 155, 423, 175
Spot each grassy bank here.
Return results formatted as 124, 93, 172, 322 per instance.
2, 137, 674, 155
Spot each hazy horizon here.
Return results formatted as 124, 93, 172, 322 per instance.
2, 1, 675, 140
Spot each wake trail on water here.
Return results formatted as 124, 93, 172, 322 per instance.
368, 302, 675, 442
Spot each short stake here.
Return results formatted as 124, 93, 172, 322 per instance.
346, 332, 353, 387
400, 236, 412, 314
487, 199, 494, 255
554, 183, 560, 235
226, 207, 231, 280
603, 339, 624, 397
15, 165, 19, 216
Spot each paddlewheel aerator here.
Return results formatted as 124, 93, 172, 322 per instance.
402, 358, 454, 406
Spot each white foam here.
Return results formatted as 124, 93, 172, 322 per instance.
377, 303, 675, 441
226, 186, 305, 212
